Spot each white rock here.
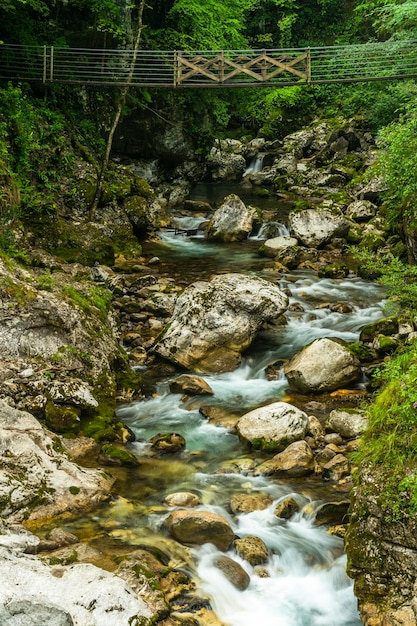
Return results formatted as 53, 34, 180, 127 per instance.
237, 401, 309, 452
0, 401, 113, 522
289, 209, 350, 248
156, 273, 288, 373
0, 544, 152, 626
284, 338, 361, 393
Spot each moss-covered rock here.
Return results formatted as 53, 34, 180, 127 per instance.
318, 263, 349, 279
99, 443, 138, 466
44, 401, 81, 434
29, 216, 115, 266
359, 316, 399, 343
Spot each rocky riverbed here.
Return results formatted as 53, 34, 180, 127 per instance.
0, 117, 415, 625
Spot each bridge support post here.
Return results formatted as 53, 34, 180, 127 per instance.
306, 47, 311, 84
49, 46, 54, 82
174, 50, 179, 87
43, 46, 47, 83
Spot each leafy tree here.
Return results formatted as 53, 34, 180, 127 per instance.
375, 104, 417, 224
162, 0, 253, 49
354, 0, 417, 40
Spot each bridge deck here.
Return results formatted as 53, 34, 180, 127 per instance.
1, 41, 417, 87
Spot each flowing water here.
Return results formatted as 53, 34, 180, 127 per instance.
109, 190, 387, 625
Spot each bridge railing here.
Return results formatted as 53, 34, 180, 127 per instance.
0, 41, 417, 87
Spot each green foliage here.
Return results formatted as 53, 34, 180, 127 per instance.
157, 0, 252, 49
374, 105, 417, 226
355, 249, 417, 312
354, 346, 417, 517
355, 0, 417, 40
62, 285, 112, 321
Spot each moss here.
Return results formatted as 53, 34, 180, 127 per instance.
29, 216, 115, 266
61, 284, 112, 322
250, 437, 282, 452
100, 443, 138, 466
0, 276, 37, 307
358, 232, 386, 252
116, 365, 143, 396
81, 415, 121, 442
346, 342, 375, 363
253, 187, 270, 197
131, 177, 153, 198
359, 316, 398, 343
375, 334, 399, 355
44, 401, 81, 434
49, 550, 78, 565
68, 486, 80, 495
318, 263, 349, 279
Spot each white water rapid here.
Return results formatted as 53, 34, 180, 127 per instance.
115, 203, 387, 626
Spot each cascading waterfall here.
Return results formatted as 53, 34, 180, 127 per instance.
244, 153, 266, 176
115, 200, 386, 625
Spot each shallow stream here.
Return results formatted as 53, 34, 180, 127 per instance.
61, 185, 386, 625
110, 185, 386, 625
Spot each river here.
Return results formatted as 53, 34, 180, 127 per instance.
107, 183, 385, 625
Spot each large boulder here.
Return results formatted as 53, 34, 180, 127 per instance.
288, 209, 350, 248
236, 401, 309, 452
155, 273, 288, 373
0, 527, 153, 626
207, 142, 246, 181
255, 440, 315, 477
206, 194, 258, 242
0, 401, 114, 522
164, 510, 234, 551
284, 338, 361, 394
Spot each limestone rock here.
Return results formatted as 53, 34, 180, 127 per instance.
284, 338, 362, 394
236, 401, 309, 452
255, 441, 315, 477
155, 273, 288, 374
206, 194, 258, 242
234, 535, 269, 566
47, 381, 98, 409
346, 199, 378, 222
149, 432, 186, 454
274, 497, 300, 519
116, 548, 171, 620
314, 501, 350, 526
288, 209, 350, 248
0, 401, 114, 522
207, 145, 246, 181
164, 510, 234, 551
322, 453, 350, 481
327, 409, 368, 439
346, 464, 417, 622
0, 545, 153, 626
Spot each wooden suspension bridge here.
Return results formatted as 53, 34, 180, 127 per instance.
1, 40, 417, 88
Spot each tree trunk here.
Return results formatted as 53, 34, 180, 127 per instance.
89, 0, 146, 222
